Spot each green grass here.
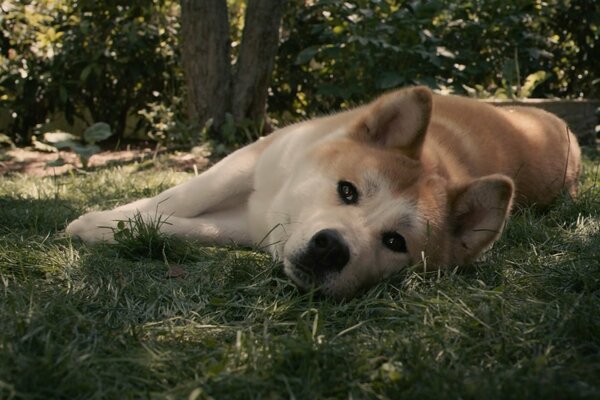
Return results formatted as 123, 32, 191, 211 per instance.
1, 154, 599, 400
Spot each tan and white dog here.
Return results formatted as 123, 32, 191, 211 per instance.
66, 87, 581, 298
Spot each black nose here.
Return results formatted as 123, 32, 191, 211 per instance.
301, 229, 350, 276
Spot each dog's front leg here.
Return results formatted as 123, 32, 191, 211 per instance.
116, 138, 272, 217
67, 136, 274, 243
68, 205, 252, 245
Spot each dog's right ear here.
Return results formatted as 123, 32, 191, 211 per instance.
350, 86, 433, 159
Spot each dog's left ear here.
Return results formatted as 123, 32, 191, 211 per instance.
351, 86, 432, 159
448, 174, 514, 265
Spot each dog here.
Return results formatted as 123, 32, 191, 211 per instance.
66, 86, 581, 298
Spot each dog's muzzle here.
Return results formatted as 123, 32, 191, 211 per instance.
290, 229, 350, 285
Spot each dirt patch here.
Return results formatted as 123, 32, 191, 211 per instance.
0, 146, 211, 177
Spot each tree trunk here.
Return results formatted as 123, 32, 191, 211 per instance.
180, 0, 231, 131
232, 0, 286, 130
180, 0, 285, 139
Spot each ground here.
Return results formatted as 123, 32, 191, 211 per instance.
0, 146, 599, 399
0, 146, 210, 177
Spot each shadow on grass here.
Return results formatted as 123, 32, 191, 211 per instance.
0, 196, 78, 235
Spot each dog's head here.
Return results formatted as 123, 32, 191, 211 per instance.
274, 87, 514, 298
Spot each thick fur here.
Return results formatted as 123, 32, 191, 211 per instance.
67, 87, 581, 298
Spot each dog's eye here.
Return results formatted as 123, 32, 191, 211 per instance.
382, 232, 407, 253
337, 181, 359, 204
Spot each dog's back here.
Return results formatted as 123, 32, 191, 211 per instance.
425, 94, 581, 206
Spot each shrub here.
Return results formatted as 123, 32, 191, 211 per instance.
0, 0, 183, 144
1, 1, 598, 145
271, 0, 600, 118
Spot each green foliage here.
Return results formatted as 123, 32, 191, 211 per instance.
38, 122, 113, 168
0, 133, 15, 148
112, 211, 180, 260
137, 98, 198, 146
271, 0, 600, 117
1, 0, 183, 144
205, 113, 265, 156
1, 0, 598, 145
53, 1, 182, 138
0, 0, 59, 144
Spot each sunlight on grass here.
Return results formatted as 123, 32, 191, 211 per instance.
0, 155, 599, 399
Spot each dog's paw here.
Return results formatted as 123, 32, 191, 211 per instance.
66, 211, 120, 244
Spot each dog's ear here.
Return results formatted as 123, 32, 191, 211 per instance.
448, 175, 514, 265
351, 86, 432, 159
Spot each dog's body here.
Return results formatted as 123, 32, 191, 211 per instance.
67, 87, 581, 298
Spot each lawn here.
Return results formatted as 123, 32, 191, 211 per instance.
1, 151, 599, 399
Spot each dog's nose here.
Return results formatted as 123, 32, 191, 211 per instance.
305, 229, 350, 275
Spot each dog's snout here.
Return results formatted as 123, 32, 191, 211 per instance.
306, 229, 350, 274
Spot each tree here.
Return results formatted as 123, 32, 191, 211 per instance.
180, 0, 285, 139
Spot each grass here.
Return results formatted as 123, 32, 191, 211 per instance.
1, 152, 599, 400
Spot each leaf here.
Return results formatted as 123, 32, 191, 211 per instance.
520, 71, 548, 98
72, 143, 101, 159
526, 48, 554, 60
83, 122, 112, 144
53, 140, 80, 150
43, 131, 79, 150
33, 139, 59, 153
0, 133, 15, 148
376, 72, 405, 89
461, 84, 477, 97
80, 64, 93, 82
44, 131, 79, 144
436, 46, 456, 59
333, 25, 345, 34
295, 46, 320, 65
